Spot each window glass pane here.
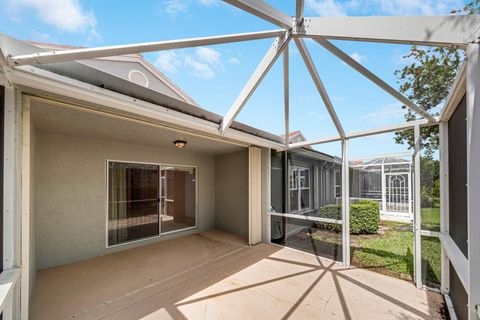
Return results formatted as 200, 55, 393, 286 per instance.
300, 169, 309, 188
108, 162, 159, 246
290, 190, 299, 212
301, 189, 309, 209
290, 169, 298, 189
161, 166, 196, 233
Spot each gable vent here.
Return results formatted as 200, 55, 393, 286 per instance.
128, 70, 149, 88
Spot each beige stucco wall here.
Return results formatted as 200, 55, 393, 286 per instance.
214, 149, 248, 239
35, 132, 215, 269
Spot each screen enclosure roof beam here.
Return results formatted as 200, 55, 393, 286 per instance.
288, 117, 439, 150
222, 0, 292, 29
314, 38, 436, 122
296, 16, 480, 48
8, 29, 285, 66
220, 32, 290, 134
294, 37, 345, 137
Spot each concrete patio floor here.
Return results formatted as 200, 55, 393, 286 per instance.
30, 230, 445, 320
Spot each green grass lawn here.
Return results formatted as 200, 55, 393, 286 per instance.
421, 207, 440, 231
310, 215, 441, 286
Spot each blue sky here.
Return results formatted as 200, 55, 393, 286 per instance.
0, 0, 467, 157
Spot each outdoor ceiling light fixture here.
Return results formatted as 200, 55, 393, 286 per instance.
174, 140, 187, 148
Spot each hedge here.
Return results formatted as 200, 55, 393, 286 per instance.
316, 200, 380, 234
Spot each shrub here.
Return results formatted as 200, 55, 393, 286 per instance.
316, 200, 380, 234
350, 200, 380, 234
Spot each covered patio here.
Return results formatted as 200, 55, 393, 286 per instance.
0, 0, 479, 319
30, 230, 444, 320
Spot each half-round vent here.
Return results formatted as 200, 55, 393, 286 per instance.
128, 70, 149, 88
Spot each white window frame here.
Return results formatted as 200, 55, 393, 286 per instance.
289, 165, 311, 212
105, 159, 198, 248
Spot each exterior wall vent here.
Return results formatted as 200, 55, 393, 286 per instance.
128, 70, 149, 88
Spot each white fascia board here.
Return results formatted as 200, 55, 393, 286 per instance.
315, 38, 436, 122
440, 62, 466, 121
220, 32, 290, 134
297, 16, 480, 48
223, 0, 292, 29
9, 29, 284, 66
10, 66, 284, 150
294, 37, 345, 137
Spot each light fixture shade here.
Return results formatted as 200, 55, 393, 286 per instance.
174, 140, 187, 148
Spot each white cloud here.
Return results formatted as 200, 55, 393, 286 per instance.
184, 56, 215, 79
349, 52, 367, 63
305, 0, 462, 16
228, 57, 240, 65
9, 0, 98, 36
154, 47, 224, 79
196, 47, 221, 65
305, 0, 348, 16
160, 0, 220, 18
155, 51, 183, 73
198, 0, 218, 5
164, 0, 188, 17
361, 103, 407, 124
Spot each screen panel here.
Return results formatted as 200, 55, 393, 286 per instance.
448, 95, 468, 257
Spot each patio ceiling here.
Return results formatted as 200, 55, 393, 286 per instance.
30, 97, 246, 155
3, 0, 480, 150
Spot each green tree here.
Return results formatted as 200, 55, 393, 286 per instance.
393, 1, 480, 159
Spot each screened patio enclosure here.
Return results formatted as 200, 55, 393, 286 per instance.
1, 1, 480, 319
350, 154, 413, 222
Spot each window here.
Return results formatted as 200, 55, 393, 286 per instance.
334, 170, 341, 199
289, 166, 310, 212
107, 161, 196, 246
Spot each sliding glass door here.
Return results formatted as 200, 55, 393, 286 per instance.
108, 162, 160, 246
108, 161, 196, 247
160, 166, 197, 233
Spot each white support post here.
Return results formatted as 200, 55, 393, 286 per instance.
342, 139, 350, 267
294, 38, 345, 137
249, 146, 262, 245
466, 43, 480, 320
20, 95, 30, 320
314, 38, 436, 122
439, 121, 450, 294
3, 87, 15, 271
3, 86, 21, 320
413, 124, 422, 288
408, 167, 412, 217
283, 44, 290, 216
381, 162, 386, 212
220, 33, 290, 134
283, 46, 289, 147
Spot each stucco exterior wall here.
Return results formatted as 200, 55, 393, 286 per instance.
214, 149, 248, 239
35, 132, 215, 269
